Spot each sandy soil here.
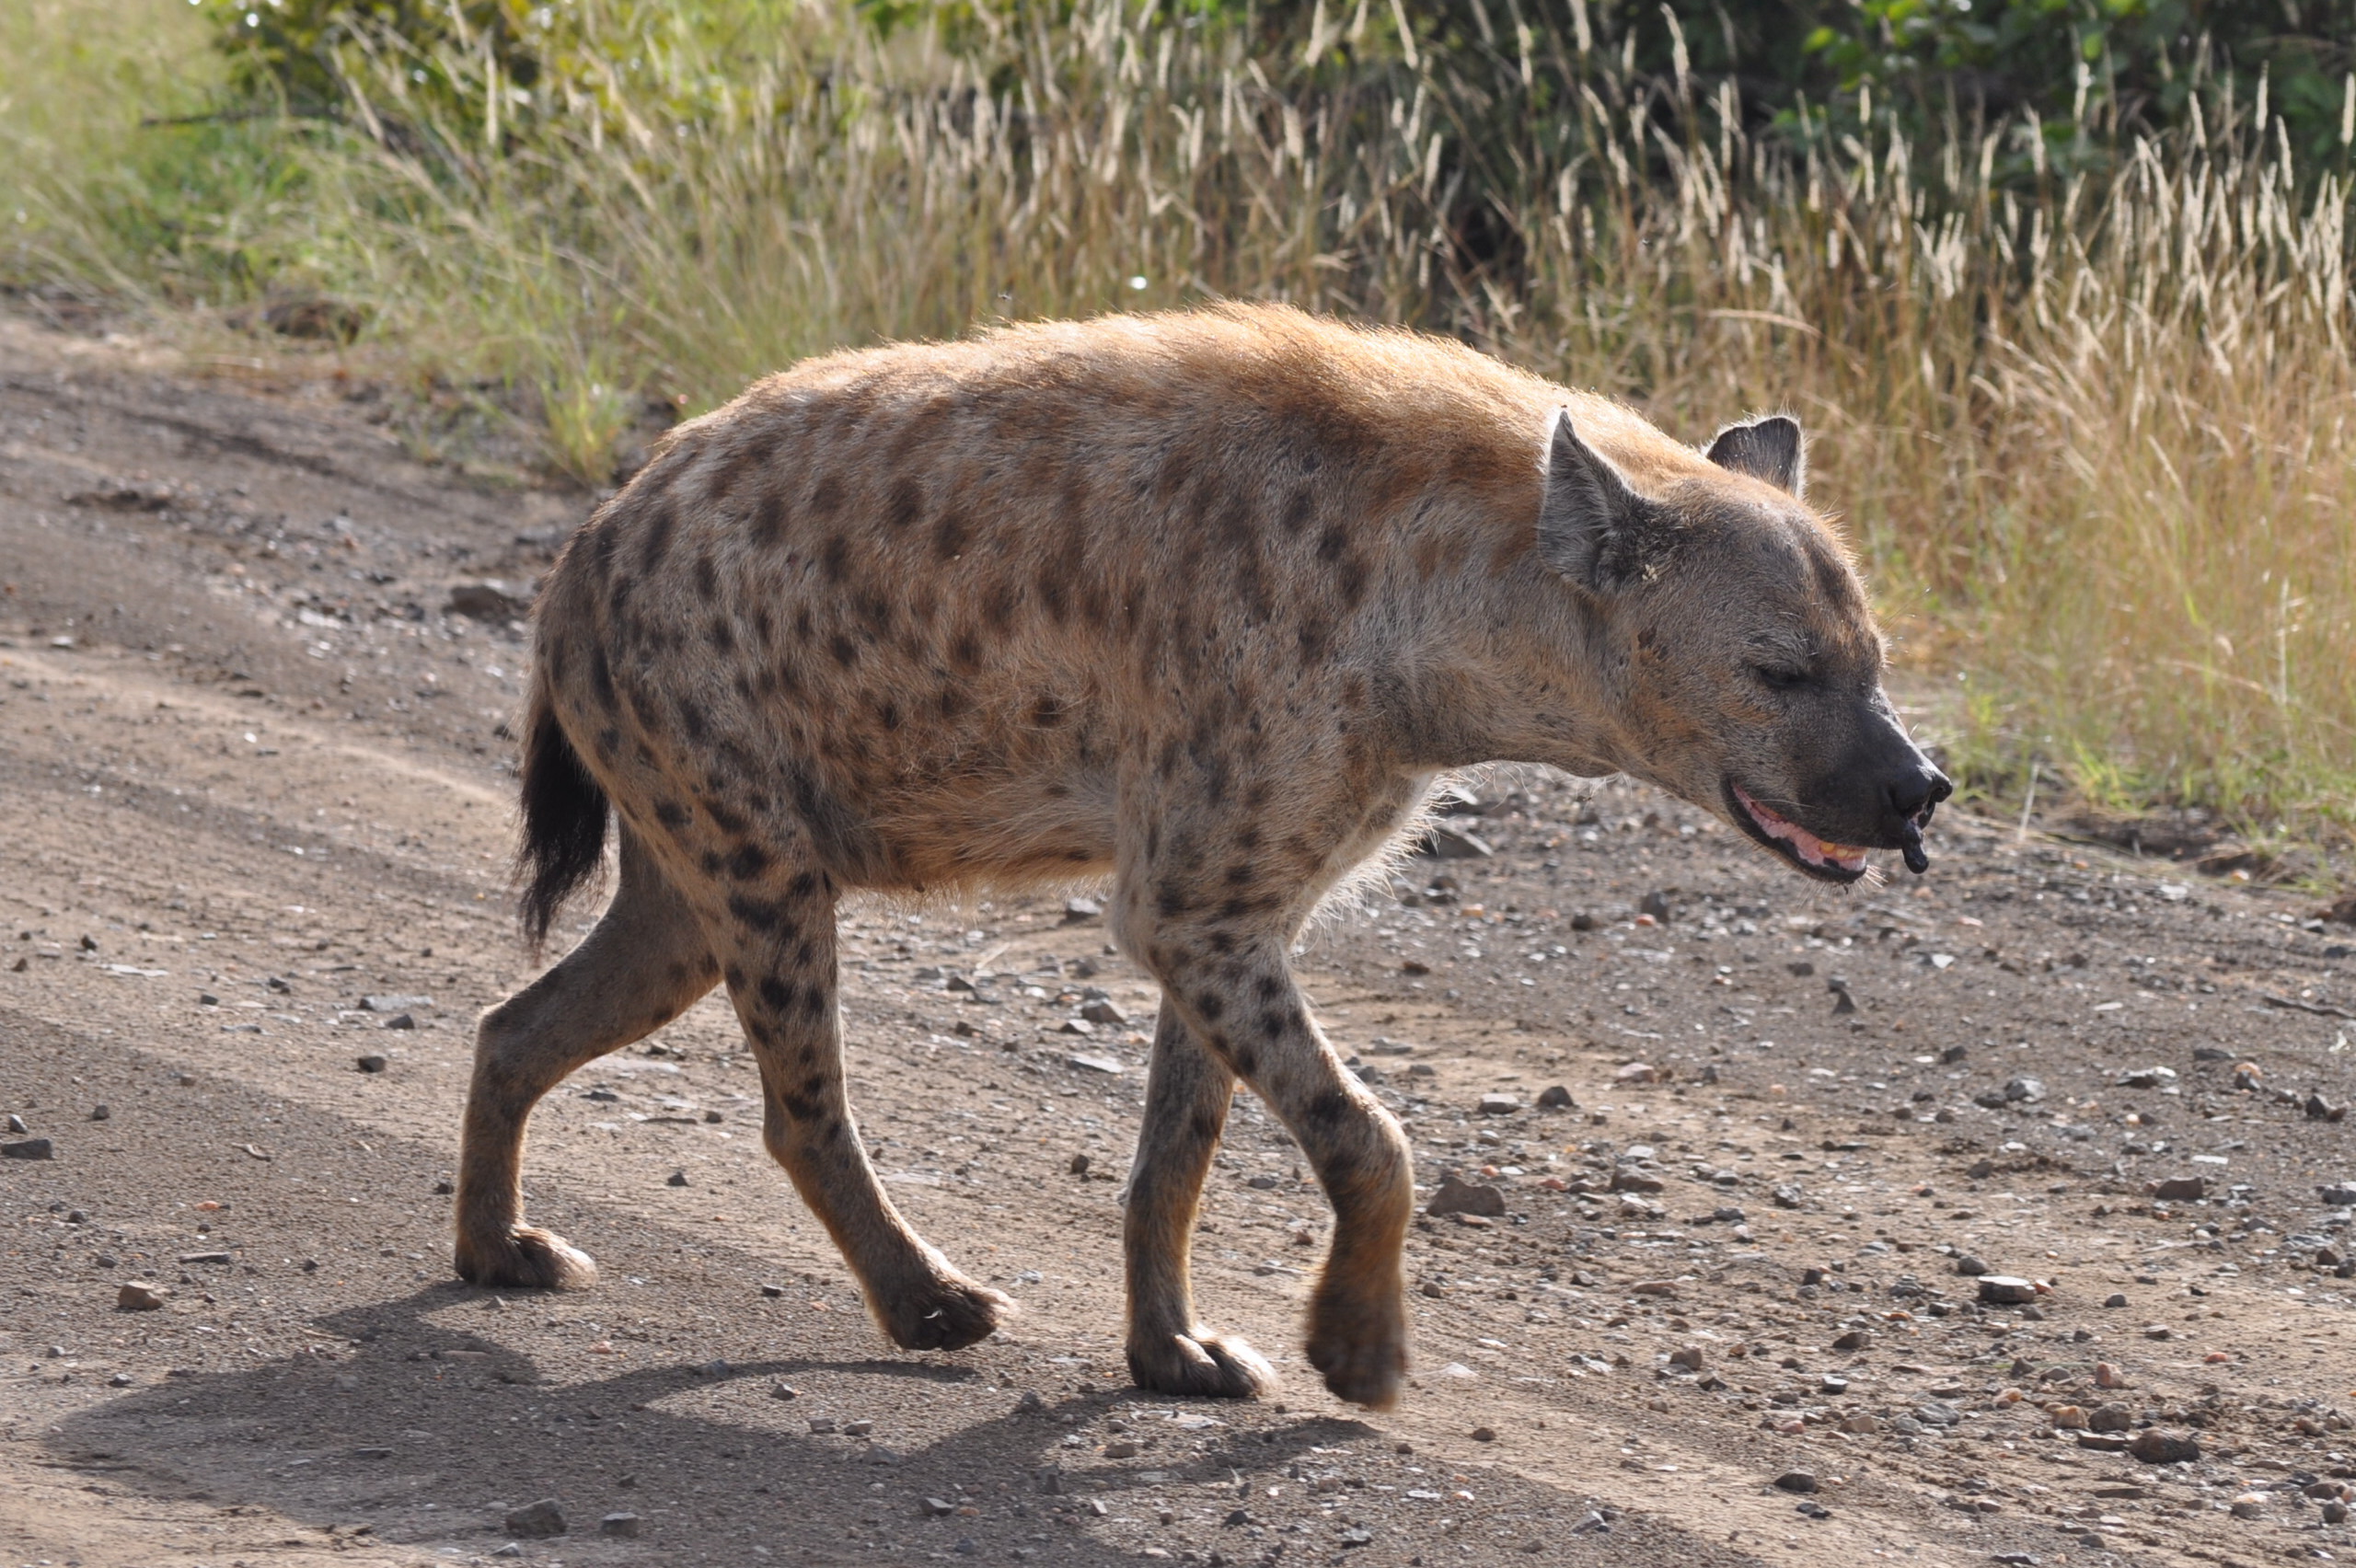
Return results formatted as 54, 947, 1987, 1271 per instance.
4, 313, 2354, 1568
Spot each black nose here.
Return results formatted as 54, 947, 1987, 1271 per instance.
1888, 767, 1951, 825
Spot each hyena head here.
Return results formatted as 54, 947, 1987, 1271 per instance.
1539, 409, 1951, 883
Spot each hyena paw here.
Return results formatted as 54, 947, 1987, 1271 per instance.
1127, 1329, 1276, 1400
454, 1225, 599, 1291
879, 1274, 1012, 1353
1306, 1296, 1406, 1410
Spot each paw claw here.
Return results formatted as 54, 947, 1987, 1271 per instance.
1128, 1329, 1276, 1400
455, 1226, 597, 1291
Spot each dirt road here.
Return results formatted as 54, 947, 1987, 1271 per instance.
4, 314, 2353, 1568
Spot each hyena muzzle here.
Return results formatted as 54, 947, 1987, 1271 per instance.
455, 304, 1948, 1410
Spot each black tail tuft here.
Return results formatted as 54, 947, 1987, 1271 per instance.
516, 687, 609, 953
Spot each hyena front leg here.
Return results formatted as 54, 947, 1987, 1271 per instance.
714, 866, 1011, 1353
1127, 905, 1415, 1409
1123, 1005, 1278, 1399
457, 827, 719, 1288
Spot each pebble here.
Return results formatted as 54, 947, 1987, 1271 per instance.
1669, 1345, 1706, 1371
4, 1113, 24, 1134
503, 1499, 566, 1538
1612, 1063, 1657, 1086
2103, 1292, 2128, 1308
1068, 1054, 1124, 1074
771, 1382, 797, 1399
2093, 1363, 2129, 1389
1061, 896, 1102, 924
88, 1104, 110, 1121
1976, 1275, 2038, 1305
1773, 1470, 1819, 1494
598, 1513, 641, 1538
116, 1282, 168, 1311
1470, 1426, 1496, 1443
2151, 1176, 2205, 1201
664, 1170, 689, 1187
1478, 1092, 1521, 1115
2088, 1403, 2131, 1432
354, 1055, 388, 1074
2, 1137, 55, 1160
2318, 1182, 2356, 1206
1068, 1153, 1091, 1175
1103, 1440, 1138, 1459
1426, 1175, 1506, 1219
1955, 1254, 1990, 1276
384, 1013, 416, 1031
2228, 1493, 2265, 1519
2126, 1428, 2200, 1465
923, 1496, 958, 1516
1536, 1084, 1575, 1109
1831, 1329, 1870, 1352
1079, 998, 1127, 1026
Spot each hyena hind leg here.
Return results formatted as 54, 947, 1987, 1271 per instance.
455, 828, 718, 1289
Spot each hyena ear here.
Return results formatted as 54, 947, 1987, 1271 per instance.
1538, 410, 1665, 593
1703, 415, 1806, 497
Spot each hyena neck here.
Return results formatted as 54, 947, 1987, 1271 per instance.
1368, 536, 1631, 780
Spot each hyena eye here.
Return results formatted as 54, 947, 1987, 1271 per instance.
1750, 663, 1810, 692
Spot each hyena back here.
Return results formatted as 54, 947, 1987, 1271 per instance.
457, 304, 1947, 1409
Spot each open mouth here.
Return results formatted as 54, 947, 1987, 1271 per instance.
1727, 782, 1871, 883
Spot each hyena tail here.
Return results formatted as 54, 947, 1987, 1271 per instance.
516, 680, 610, 955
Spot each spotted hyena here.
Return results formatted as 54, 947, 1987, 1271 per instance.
456, 304, 1948, 1409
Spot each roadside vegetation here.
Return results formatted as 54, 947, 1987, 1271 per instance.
3, 0, 2351, 865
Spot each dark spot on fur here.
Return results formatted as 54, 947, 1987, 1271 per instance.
729, 893, 792, 933
653, 799, 691, 830
829, 633, 859, 668
1032, 693, 1062, 727
639, 502, 676, 572
706, 800, 750, 836
692, 552, 718, 603
810, 475, 844, 517
884, 478, 924, 532
758, 975, 798, 1015
708, 617, 736, 653
819, 534, 851, 584
1196, 990, 1226, 1022
932, 511, 968, 560
1300, 1088, 1351, 1133
750, 490, 790, 548
725, 841, 772, 881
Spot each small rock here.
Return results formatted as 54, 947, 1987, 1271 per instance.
1079, 998, 1126, 1026
1612, 1062, 1657, 1086
355, 1055, 388, 1074
2126, 1428, 2200, 1465
2088, 1403, 2131, 1432
88, 1104, 110, 1122
1068, 1152, 1091, 1176
2313, 1181, 2356, 1207
2004, 1076, 2046, 1102
808, 1418, 837, 1435
116, 1282, 168, 1312
1831, 1330, 1870, 1352
384, 1013, 416, 1031
760, 1284, 786, 1298
923, 1496, 958, 1516
109, 1371, 133, 1387
1057, 1019, 1096, 1036
504, 1499, 566, 1539
2094, 1362, 2129, 1389
1976, 1275, 2038, 1305
844, 1420, 873, 1436
1469, 1426, 1496, 1442
2227, 1493, 2265, 1519
2323, 1501, 2351, 1525
1954, 1254, 1990, 1276
2103, 1293, 2128, 1308
1477, 1092, 1520, 1115
4, 1113, 24, 1134
2151, 1175, 2205, 1201
2142, 1324, 2172, 1341
1420, 821, 1493, 859
1060, 896, 1102, 924
598, 1513, 641, 1539
490, 1545, 522, 1559
2116, 1066, 2177, 1089
2, 1138, 55, 1160
1771, 1183, 1805, 1210
665, 1170, 688, 1187
1669, 1345, 1706, 1372
1067, 1054, 1124, 1074
1426, 1175, 1507, 1219
442, 579, 534, 621
1536, 1085, 1576, 1110
770, 1382, 797, 1399
1773, 1470, 1819, 1494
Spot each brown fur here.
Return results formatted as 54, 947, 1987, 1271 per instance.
455, 304, 1943, 1409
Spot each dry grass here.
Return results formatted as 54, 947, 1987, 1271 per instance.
5, 0, 2352, 855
